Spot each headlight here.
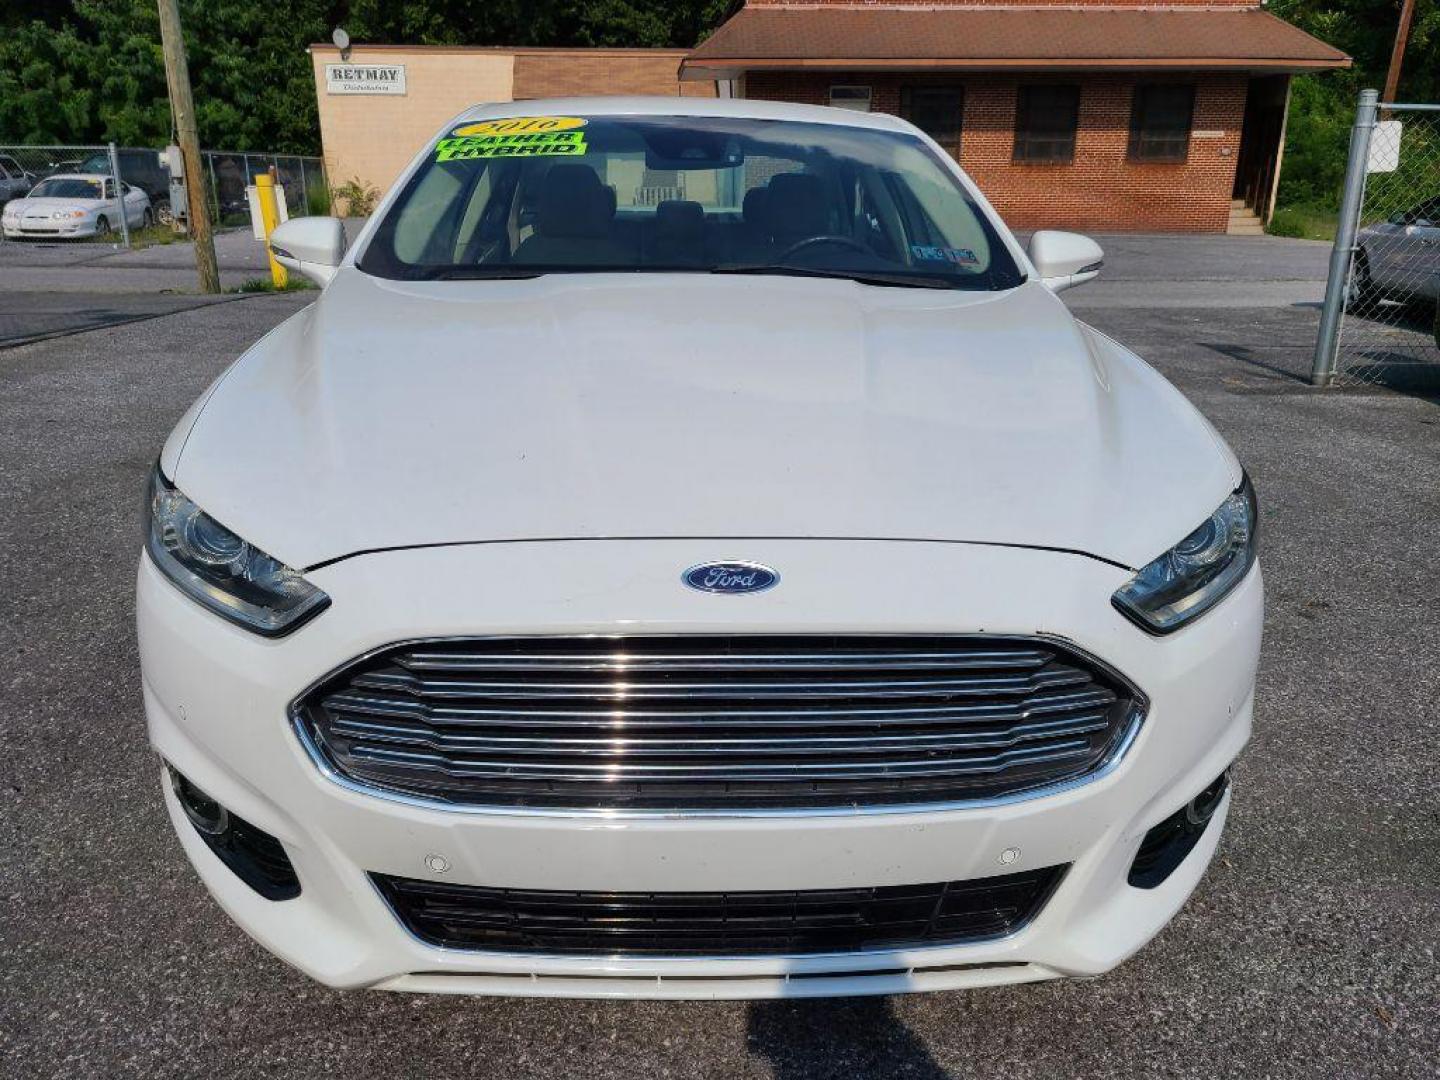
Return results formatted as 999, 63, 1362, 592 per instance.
144, 467, 329, 636
1112, 476, 1258, 634
50, 209, 85, 219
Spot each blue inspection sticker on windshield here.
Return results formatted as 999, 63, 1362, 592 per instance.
911, 245, 980, 267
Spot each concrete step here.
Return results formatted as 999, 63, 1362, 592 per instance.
1228, 202, 1265, 235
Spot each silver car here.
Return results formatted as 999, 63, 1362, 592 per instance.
1353, 197, 1440, 305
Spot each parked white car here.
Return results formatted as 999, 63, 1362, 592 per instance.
1, 173, 151, 239
139, 97, 1262, 1000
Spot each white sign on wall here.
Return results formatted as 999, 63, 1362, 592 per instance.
325, 63, 407, 95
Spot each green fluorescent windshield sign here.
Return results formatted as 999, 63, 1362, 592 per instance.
436, 118, 589, 162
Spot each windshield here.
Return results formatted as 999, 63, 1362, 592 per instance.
358, 115, 1024, 290
31, 178, 103, 199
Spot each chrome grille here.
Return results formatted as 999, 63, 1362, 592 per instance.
294, 636, 1142, 810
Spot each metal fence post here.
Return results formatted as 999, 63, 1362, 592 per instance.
299, 157, 309, 215
106, 141, 132, 248
1311, 89, 1379, 387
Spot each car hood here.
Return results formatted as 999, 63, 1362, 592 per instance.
172, 270, 1238, 570
9, 197, 99, 212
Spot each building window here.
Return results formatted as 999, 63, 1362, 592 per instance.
1013, 85, 1080, 163
901, 85, 964, 156
1129, 84, 1195, 163
829, 85, 872, 112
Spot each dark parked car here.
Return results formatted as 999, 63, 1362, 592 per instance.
0, 154, 36, 206
78, 149, 172, 225
1352, 196, 1440, 309
41, 158, 84, 178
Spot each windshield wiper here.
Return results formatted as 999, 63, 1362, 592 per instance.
710, 263, 963, 290
404, 266, 545, 281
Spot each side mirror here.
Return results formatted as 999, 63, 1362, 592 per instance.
1029, 230, 1104, 293
269, 216, 347, 286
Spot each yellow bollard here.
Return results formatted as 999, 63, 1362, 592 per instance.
254, 172, 288, 288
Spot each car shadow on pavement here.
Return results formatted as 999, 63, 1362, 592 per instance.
746, 997, 953, 1079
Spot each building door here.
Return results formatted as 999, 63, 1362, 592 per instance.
1233, 75, 1290, 222
901, 85, 965, 158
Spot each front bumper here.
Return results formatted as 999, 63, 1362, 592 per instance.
138, 538, 1262, 999
3, 219, 95, 238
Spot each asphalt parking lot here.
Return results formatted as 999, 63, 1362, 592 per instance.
1, 236, 1437, 1079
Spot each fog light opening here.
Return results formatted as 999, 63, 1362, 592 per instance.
1128, 770, 1232, 890
169, 767, 231, 837
1185, 770, 1230, 827
163, 764, 301, 901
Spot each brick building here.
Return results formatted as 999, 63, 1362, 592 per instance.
680, 0, 1350, 232
309, 45, 716, 196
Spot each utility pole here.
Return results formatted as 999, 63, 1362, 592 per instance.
156, 0, 219, 293
1382, 0, 1418, 104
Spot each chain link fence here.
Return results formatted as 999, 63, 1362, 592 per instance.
1313, 93, 1440, 388
0, 143, 326, 246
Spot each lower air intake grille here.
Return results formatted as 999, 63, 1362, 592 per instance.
295, 635, 1141, 810
372, 866, 1067, 956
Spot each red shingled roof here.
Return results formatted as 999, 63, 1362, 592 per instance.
682, 7, 1350, 74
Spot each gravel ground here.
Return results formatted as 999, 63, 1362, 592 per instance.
0, 245, 1437, 1078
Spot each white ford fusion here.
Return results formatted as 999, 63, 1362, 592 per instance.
138, 98, 1262, 999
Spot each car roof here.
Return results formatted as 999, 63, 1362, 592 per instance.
451, 95, 913, 134
39, 173, 111, 183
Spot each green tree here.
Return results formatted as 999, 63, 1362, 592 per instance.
1270, 0, 1439, 208
0, 1, 736, 152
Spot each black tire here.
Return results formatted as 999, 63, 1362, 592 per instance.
155, 199, 173, 226
142, 207, 155, 229
1348, 250, 1379, 308
94, 215, 112, 239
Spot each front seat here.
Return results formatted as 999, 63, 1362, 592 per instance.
513, 164, 629, 266
764, 173, 831, 250
732, 186, 773, 260
651, 200, 706, 266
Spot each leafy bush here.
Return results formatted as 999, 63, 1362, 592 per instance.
304, 175, 331, 216
1266, 203, 1338, 241
1275, 75, 1354, 210
330, 177, 378, 218
1267, 207, 1309, 238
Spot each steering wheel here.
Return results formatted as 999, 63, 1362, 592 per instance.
776, 234, 872, 261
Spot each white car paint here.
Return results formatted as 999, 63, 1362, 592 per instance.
169, 274, 1236, 573
269, 215, 348, 286
1, 172, 150, 239
139, 96, 1262, 999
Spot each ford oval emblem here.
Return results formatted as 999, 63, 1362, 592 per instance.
682, 561, 780, 595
